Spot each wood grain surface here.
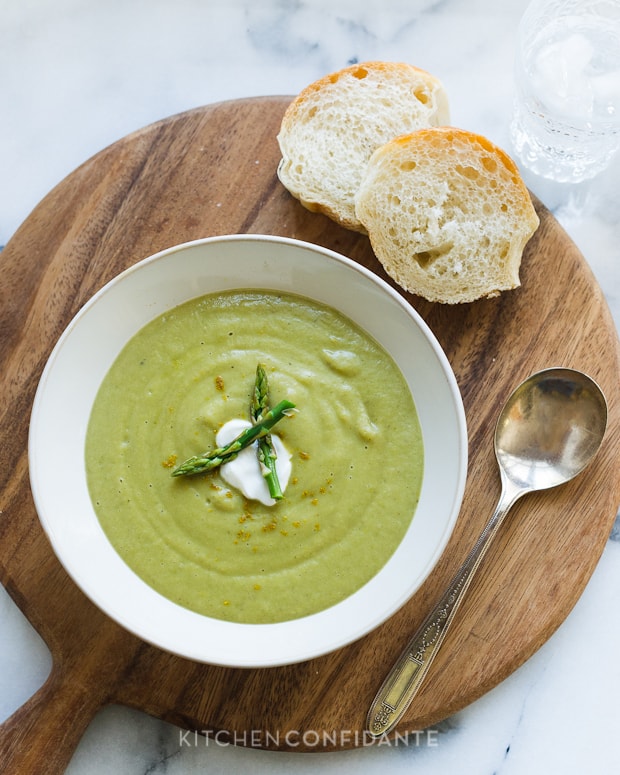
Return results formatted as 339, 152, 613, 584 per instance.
1, 96, 619, 773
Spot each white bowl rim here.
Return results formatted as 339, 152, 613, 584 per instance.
29, 233, 468, 667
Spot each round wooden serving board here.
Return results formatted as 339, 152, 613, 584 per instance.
1, 97, 619, 772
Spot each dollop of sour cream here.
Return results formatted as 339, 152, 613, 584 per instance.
215, 419, 292, 506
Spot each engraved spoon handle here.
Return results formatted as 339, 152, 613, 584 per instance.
366, 477, 524, 737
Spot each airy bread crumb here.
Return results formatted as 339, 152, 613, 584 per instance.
277, 61, 449, 232
355, 127, 540, 303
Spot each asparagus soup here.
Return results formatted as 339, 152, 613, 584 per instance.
86, 290, 423, 623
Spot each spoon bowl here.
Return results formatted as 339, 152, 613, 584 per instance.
367, 367, 607, 737
495, 368, 608, 492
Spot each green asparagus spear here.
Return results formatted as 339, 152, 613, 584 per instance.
171, 398, 295, 477
252, 364, 283, 500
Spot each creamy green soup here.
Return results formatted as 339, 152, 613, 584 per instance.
86, 290, 423, 623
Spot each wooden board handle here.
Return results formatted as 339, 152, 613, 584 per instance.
0, 661, 107, 774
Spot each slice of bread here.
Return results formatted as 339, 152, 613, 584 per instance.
277, 61, 450, 232
354, 127, 540, 303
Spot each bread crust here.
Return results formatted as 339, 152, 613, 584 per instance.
355, 127, 540, 303
277, 61, 450, 232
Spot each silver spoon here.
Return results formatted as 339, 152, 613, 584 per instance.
367, 367, 607, 737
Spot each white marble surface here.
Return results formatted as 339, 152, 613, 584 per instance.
1, 1, 619, 773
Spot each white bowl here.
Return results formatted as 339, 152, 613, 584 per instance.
29, 234, 467, 667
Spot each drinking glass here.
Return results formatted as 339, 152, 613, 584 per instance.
510, 0, 620, 182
